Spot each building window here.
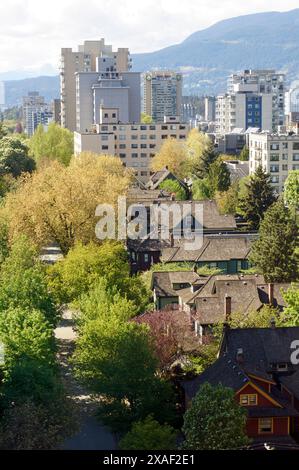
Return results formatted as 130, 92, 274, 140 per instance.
131, 153, 138, 158
293, 154, 299, 161
240, 394, 258, 406
282, 164, 288, 171
270, 165, 279, 173
119, 135, 126, 140
270, 154, 279, 161
270, 143, 280, 150
131, 144, 138, 149
141, 144, 147, 149
293, 142, 299, 150
277, 363, 288, 371
119, 144, 126, 149
144, 253, 149, 263
131, 135, 138, 140
258, 418, 273, 434
101, 135, 108, 141
102, 145, 109, 150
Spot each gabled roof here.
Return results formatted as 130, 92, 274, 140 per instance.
161, 235, 252, 263
151, 270, 207, 297
221, 327, 299, 367
191, 275, 290, 325
146, 168, 188, 191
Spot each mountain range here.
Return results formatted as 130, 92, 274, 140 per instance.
132, 8, 299, 94
2, 8, 299, 106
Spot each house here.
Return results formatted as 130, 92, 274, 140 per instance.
128, 233, 253, 274
146, 167, 189, 194
151, 270, 207, 310
187, 275, 290, 337
182, 326, 299, 448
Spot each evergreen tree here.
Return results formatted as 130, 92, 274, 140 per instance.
181, 383, 249, 450
249, 200, 298, 282
239, 165, 276, 229
207, 159, 231, 194
193, 140, 217, 178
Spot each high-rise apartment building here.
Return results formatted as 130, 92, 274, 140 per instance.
248, 130, 299, 193
60, 39, 131, 131
143, 71, 182, 122
216, 70, 285, 134
75, 62, 140, 132
204, 96, 216, 122
22, 92, 53, 136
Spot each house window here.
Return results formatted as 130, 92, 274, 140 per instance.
277, 363, 288, 372
258, 418, 273, 434
144, 253, 149, 263
240, 394, 258, 406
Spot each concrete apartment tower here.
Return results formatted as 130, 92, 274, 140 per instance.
22, 91, 53, 136
143, 71, 182, 122
60, 39, 131, 131
216, 69, 285, 134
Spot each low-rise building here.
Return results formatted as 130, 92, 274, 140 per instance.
74, 116, 189, 181
182, 326, 299, 448
249, 131, 299, 192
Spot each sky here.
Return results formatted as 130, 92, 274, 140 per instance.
0, 0, 299, 75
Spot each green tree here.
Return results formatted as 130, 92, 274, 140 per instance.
284, 170, 299, 214
228, 305, 281, 328
0, 399, 75, 450
192, 178, 213, 200
280, 285, 299, 326
29, 122, 74, 166
207, 159, 231, 194
0, 236, 57, 325
239, 146, 249, 161
192, 139, 217, 179
215, 181, 240, 215
181, 383, 249, 450
249, 200, 298, 282
0, 136, 35, 177
47, 241, 150, 312
119, 416, 177, 450
159, 180, 188, 200
73, 313, 175, 432
239, 165, 276, 230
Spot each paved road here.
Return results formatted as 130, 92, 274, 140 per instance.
55, 310, 116, 450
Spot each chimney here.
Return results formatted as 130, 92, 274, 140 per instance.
236, 348, 244, 365
224, 294, 232, 323
268, 283, 274, 305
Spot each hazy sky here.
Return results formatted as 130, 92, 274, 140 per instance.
0, 0, 298, 73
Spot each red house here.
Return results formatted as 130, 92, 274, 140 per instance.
183, 326, 299, 449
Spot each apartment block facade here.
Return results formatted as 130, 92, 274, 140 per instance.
249, 131, 299, 193
22, 91, 53, 136
74, 116, 189, 181
75, 69, 140, 132
216, 70, 285, 134
60, 39, 131, 131
143, 71, 182, 122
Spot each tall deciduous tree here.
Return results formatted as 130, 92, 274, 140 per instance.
239, 165, 276, 230
0, 236, 57, 325
0, 136, 36, 177
181, 383, 249, 450
150, 138, 187, 178
73, 311, 175, 432
249, 200, 298, 282
29, 122, 74, 166
3, 153, 132, 253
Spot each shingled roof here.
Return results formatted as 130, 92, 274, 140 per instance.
161, 234, 253, 263
190, 275, 290, 325
183, 326, 299, 405
151, 271, 207, 297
